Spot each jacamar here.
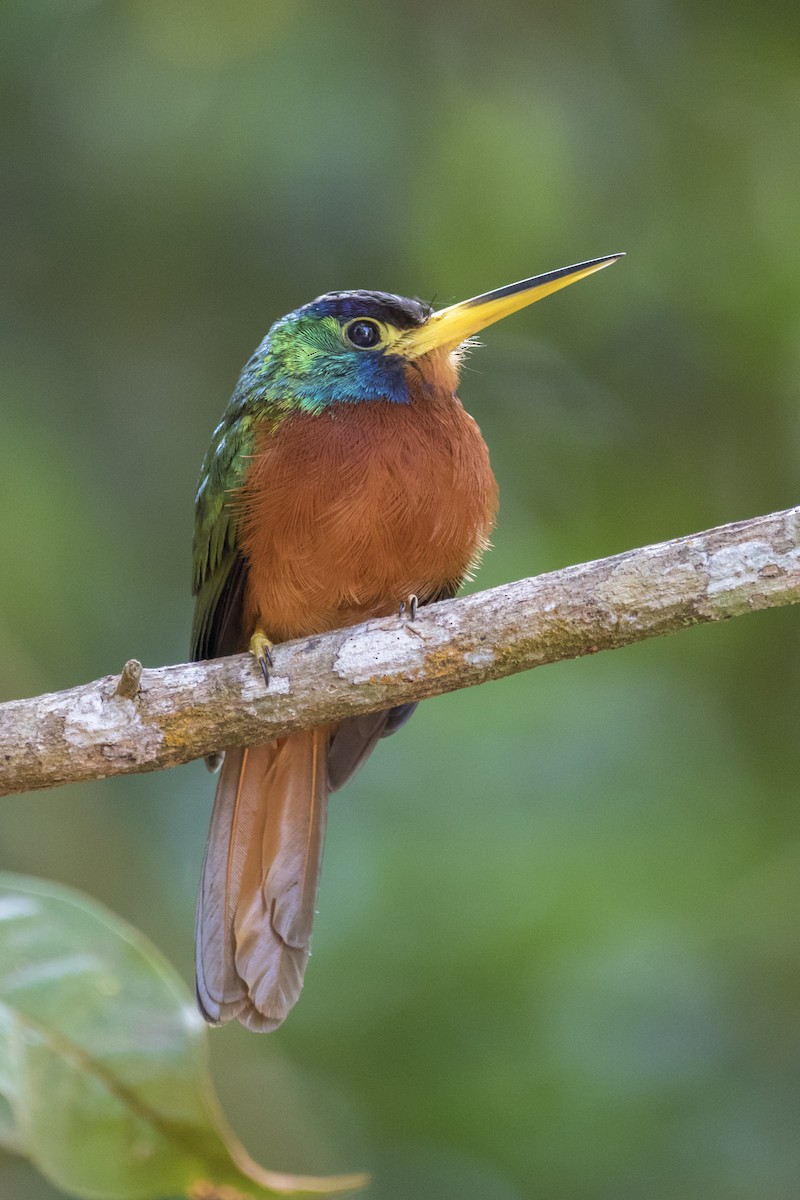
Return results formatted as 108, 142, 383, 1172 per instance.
191, 254, 621, 1032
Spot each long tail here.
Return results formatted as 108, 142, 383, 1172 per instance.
195, 728, 329, 1032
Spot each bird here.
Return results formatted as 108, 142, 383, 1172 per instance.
191, 253, 622, 1032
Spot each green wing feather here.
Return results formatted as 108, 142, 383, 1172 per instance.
190, 414, 256, 662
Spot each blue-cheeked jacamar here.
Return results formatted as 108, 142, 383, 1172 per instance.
191, 254, 622, 1032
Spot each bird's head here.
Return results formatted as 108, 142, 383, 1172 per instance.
241, 254, 623, 415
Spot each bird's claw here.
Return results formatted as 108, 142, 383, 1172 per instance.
249, 629, 275, 688
399, 593, 419, 621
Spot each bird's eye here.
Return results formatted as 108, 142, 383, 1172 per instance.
345, 319, 382, 349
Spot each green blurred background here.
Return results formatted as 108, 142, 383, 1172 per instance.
3, 2, 800, 1197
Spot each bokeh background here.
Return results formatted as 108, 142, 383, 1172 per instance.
3, 2, 800, 1197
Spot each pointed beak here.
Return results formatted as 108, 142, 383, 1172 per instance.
400, 253, 624, 360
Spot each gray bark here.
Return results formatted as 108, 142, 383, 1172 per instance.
1, 506, 798, 797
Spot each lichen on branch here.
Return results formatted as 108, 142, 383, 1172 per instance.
1, 506, 799, 798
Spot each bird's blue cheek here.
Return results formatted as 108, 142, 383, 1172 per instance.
351, 352, 410, 405
261, 351, 411, 411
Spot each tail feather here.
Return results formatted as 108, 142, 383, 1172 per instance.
195, 729, 329, 1032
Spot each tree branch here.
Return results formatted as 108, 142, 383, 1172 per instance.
2, 506, 799, 798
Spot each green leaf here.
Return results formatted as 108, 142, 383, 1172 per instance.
0, 874, 364, 1200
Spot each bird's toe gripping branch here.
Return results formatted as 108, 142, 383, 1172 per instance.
399, 593, 419, 620
249, 628, 275, 687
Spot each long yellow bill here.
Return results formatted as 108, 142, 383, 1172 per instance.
401, 253, 624, 359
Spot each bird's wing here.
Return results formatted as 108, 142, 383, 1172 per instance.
326, 582, 458, 791
190, 417, 255, 662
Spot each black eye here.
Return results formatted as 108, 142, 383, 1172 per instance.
345, 319, 381, 349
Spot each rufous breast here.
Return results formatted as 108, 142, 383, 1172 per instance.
238, 380, 498, 642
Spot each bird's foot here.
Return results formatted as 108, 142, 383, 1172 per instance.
399, 593, 419, 621
249, 628, 275, 687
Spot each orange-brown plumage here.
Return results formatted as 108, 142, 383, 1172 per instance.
194, 346, 497, 1033
238, 351, 498, 642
